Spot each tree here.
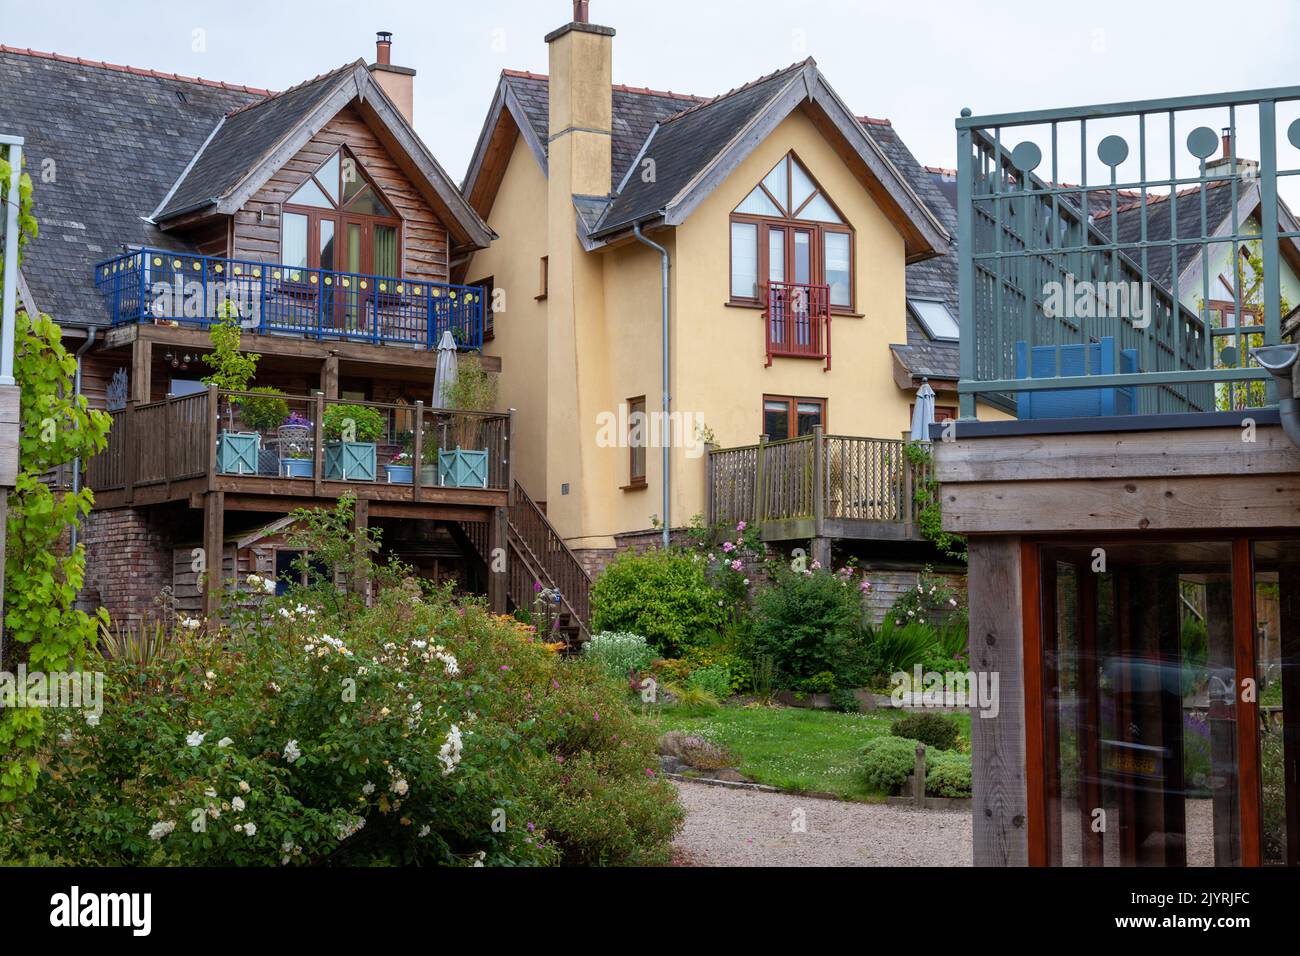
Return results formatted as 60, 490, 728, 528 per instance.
0, 147, 113, 800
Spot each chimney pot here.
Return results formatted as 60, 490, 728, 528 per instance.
1222, 126, 1233, 159
376, 31, 392, 65
573, 0, 589, 23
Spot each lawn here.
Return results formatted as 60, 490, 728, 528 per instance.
654, 704, 972, 801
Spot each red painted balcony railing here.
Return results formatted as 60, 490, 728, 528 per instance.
764, 281, 830, 370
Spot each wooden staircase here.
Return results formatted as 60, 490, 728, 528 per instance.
460, 480, 592, 645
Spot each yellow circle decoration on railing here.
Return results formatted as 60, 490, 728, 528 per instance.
360, 280, 368, 290
153, 256, 162, 266
342, 278, 350, 288
379, 282, 387, 292
396, 284, 403, 294
103, 267, 109, 277
431, 289, 440, 297
214, 264, 223, 274
273, 271, 282, 280
290, 270, 301, 282
192, 262, 201, 271
253, 268, 261, 278
324, 276, 332, 286
413, 286, 422, 295
310, 274, 318, 284
233, 266, 242, 276
173, 260, 182, 269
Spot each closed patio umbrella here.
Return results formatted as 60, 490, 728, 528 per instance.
432, 330, 458, 409
910, 378, 936, 443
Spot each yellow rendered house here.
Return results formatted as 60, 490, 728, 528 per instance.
460, 3, 1001, 576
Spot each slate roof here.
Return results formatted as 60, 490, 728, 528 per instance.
0, 47, 262, 328
1093, 179, 1240, 289
499, 70, 705, 189
154, 63, 359, 221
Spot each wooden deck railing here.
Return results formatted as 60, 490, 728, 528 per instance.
508, 479, 591, 632
706, 428, 928, 539
85, 387, 513, 503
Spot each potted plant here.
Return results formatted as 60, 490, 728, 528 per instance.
281, 444, 315, 479
201, 305, 262, 475
322, 403, 385, 481
277, 411, 314, 478
439, 355, 496, 489
420, 424, 439, 486
238, 386, 291, 476
385, 449, 414, 484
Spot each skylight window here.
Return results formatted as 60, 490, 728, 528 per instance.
909, 298, 960, 340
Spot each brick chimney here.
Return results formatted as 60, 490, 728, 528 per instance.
1206, 126, 1260, 180
369, 31, 416, 124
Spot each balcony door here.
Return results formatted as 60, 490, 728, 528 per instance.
767, 226, 816, 349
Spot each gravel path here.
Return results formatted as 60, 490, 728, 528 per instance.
672, 779, 972, 866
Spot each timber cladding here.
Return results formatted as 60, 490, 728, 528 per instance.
232, 105, 451, 283
933, 424, 1300, 535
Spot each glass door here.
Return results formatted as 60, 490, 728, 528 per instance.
1040, 541, 1245, 866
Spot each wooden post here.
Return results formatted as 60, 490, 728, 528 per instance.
123, 401, 136, 504
321, 355, 339, 400
506, 408, 516, 503
968, 537, 1030, 866
131, 336, 151, 404
351, 496, 370, 604
704, 442, 717, 527
753, 434, 768, 524
312, 391, 324, 497
205, 385, 219, 490
811, 425, 829, 568
163, 393, 174, 499
488, 505, 508, 613
412, 400, 424, 502
914, 742, 927, 808
202, 490, 224, 619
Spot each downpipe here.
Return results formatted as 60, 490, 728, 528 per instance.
1251, 344, 1300, 448
633, 223, 671, 550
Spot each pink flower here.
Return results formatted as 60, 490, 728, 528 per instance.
737, 521, 746, 532
594, 710, 600, 722
859, 580, 872, 593
500, 665, 510, 671
811, 560, 822, 570
730, 559, 743, 572
645, 768, 655, 777
722, 541, 735, 553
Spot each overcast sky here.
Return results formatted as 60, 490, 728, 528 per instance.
7, 0, 1300, 189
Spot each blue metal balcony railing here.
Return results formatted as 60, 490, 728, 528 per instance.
93, 248, 485, 350
956, 86, 1300, 419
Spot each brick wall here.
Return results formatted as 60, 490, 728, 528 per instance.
78, 507, 174, 625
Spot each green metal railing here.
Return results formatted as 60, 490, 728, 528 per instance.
956, 86, 1300, 418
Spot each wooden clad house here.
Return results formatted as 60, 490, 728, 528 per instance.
0, 35, 583, 633
460, 2, 1008, 584
939, 87, 1300, 867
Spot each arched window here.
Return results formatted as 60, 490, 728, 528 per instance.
280, 146, 401, 278
728, 152, 853, 310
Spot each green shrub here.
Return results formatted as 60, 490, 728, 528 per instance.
685, 664, 732, 700
861, 735, 922, 793
322, 403, 385, 442
925, 751, 972, 798
869, 618, 938, 675
797, 670, 838, 693
238, 386, 290, 432
751, 568, 865, 683
829, 688, 861, 713
590, 549, 725, 656
891, 712, 959, 752
583, 631, 656, 679
0, 586, 682, 867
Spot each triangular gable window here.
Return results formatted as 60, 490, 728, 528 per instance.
734, 153, 844, 223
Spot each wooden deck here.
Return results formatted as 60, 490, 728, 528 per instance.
706, 428, 929, 554
85, 387, 511, 514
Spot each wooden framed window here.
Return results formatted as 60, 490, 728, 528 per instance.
762, 394, 825, 440
280, 145, 402, 278
729, 151, 854, 312
625, 396, 647, 489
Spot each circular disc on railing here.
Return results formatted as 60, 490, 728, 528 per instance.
1186, 126, 1220, 159
1288, 118, 1300, 151
1010, 141, 1042, 173
1219, 345, 1239, 367
1097, 135, 1129, 167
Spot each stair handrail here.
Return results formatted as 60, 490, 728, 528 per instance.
508, 479, 592, 628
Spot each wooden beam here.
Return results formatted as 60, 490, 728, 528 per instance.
131, 337, 152, 404
935, 426, 1300, 484
202, 490, 225, 618
1233, 537, 1262, 866
487, 505, 508, 613
941, 475, 1300, 535
969, 537, 1030, 866
321, 356, 339, 400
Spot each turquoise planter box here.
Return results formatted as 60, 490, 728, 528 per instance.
438, 448, 489, 488
281, 458, 314, 479
324, 441, 376, 481
217, 432, 260, 474
384, 464, 414, 484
